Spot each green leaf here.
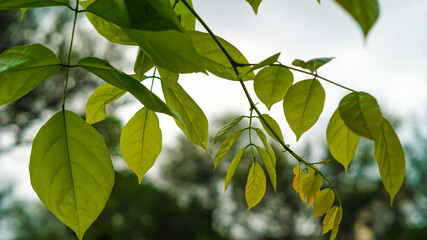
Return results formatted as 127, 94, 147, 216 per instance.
254, 128, 276, 166
254, 66, 294, 110
0, 0, 68, 9
214, 115, 245, 144
291, 57, 334, 73
134, 49, 155, 80
300, 172, 323, 198
224, 146, 247, 191
326, 109, 360, 172
120, 108, 162, 183
0, 44, 60, 106
313, 188, 335, 218
283, 79, 325, 141
246, 161, 266, 210
338, 91, 383, 140
213, 129, 244, 169
322, 205, 342, 235
374, 118, 406, 205
158, 66, 179, 88
85, 83, 126, 124
250, 53, 280, 72
20, 8, 28, 19
78, 57, 174, 116
188, 30, 254, 81
170, 0, 195, 30
162, 82, 210, 152
259, 114, 284, 144
334, 0, 379, 37
256, 146, 276, 192
245, 0, 262, 14
30, 110, 114, 240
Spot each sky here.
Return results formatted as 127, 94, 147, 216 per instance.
1, 0, 427, 200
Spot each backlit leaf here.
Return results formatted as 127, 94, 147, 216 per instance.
214, 115, 245, 144
322, 205, 343, 235
170, 0, 195, 30
0, 0, 68, 9
246, 53, 280, 74
85, 83, 126, 124
374, 118, 406, 205
20, 8, 27, 19
30, 110, 114, 240
300, 171, 323, 198
78, 57, 174, 116
188, 30, 254, 81
254, 128, 276, 166
335, 0, 379, 37
313, 188, 335, 218
326, 109, 360, 171
246, 161, 266, 210
213, 129, 244, 169
292, 165, 302, 193
225, 146, 247, 191
134, 49, 155, 79
283, 79, 325, 141
158, 66, 179, 89
259, 114, 284, 143
245, 0, 262, 14
339, 91, 382, 140
291, 57, 334, 73
256, 146, 276, 192
162, 82, 210, 152
254, 66, 294, 110
120, 108, 162, 183
0, 44, 60, 106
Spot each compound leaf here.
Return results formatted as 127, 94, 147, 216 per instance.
214, 115, 245, 144
283, 79, 325, 141
335, 0, 379, 37
225, 146, 247, 191
313, 188, 335, 218
30, 110, 114, 240
0, 44, 60, 106
259, 114, 284, 143
246, 161, 266, 210
256, 146, 276, 192
213, 129, 244, 169
120, 107, 162, 183
254, 128, 276, 166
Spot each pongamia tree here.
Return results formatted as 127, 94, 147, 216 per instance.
0, 1, 406, 239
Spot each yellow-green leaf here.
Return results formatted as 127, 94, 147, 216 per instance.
374, 118, 406, 205
339, 91, 383, 140
313, 188, 335, 218
283, 79, 325, 141
254, 66, 294, 110
256, 146, 276, 192
326, 109, 360, 171
158, 66, 179, 89
0, 0, 68, 9
254, 128, 276, 166
134, 49, 155, 79
334, 0, 379, 37
213, 129, 244, 169
214, 115, 245, 144
259, 114, 284, 143
245, 0, 262, 14
300, 171, 323, 198
120, 108, 162, 183
169, 0, 195, 30
246, 161, 266, 210
224, 146, 247, 191
322, 205, 343, 235
20, 8, 27, 19
30, 110, 114, 240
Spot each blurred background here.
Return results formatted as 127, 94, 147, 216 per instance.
1, 0, 427, 239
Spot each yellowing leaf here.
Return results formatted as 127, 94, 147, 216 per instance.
292, 165, 302, 193
283, 79, 325, 141
313, 188, 335, 218
224, 146, 247, 191
214, 129, 244, 169
374, 118, 406, 205
322, 205, 343, 235
120, 108, 162, 183
300, 172, 323, 198
339, 91, 382, 140
326, 109, 360, 171
256, 146, 276, 192
245, 161, 266, 210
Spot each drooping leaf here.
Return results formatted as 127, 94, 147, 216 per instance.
374, 118, 406, 205
326, 109, 360, 171
339, 91, 382, 140
20, 8, 28, 19
283, 79, 325, 141
313, 188, 335, 218
78, 57, 174, 116
330, 226, 340, 240
188, 30, 254, 81
334, 0, 379, 37
244, 0, 262, 14
292, 165, 302, 193
254, 66, 294, 110
213, 129, 245, 169
259, 114, 284, 143
162, 82, 209, 152
256, 146, 276, 192
0, 0, 68, 9
291, 57, 334, 73
85, 83, 126, 124
134, 49, 155, 79
300, 171, 323, 198
322, 205, 343, 235
30, 110, 114, 240
170, 0, 195, 30
120, 108, 162, 183
0, 44, 60, 106
158, 66, 179, 88
225, 146, 247, 191
245, 161, 266, 210
254, 128, 276, 166
214, 115, 245, 144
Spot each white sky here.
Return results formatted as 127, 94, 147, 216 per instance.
1, 0, 427, 200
